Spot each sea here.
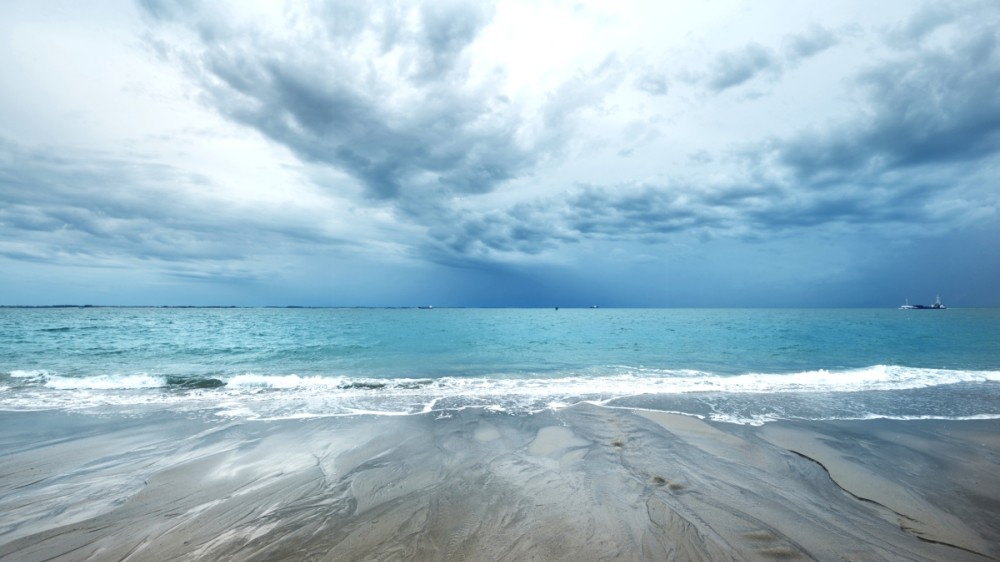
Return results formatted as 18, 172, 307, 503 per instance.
1, 307, 998, 425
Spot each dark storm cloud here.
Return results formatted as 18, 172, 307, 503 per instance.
740, 181, 945, 231
203, 56, 524, 201
139, 1, 627, 204
415, 0, 494, 81
140, 2, 516, 202
132, 0, 999, 274
428, 172, 954, 264
423, 183, 733, 263
566, 187, 721, 240
428, 10, 1000, 262
422, 202, 576, 267
776, 26, 1000, 180
713, 11, 1000, 232
216, 60, 530, 200
0, 138, 348, 272
886, 2, 959, 45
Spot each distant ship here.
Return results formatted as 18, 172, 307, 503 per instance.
899, 295, 946, 310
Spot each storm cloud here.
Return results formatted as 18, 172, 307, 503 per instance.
0, 137, 360, 281
421, 11, 1000, 265
139, 0, 574, 202
1, 0, 998, 306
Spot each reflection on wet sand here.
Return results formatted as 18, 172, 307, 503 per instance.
1, 405, 998, 561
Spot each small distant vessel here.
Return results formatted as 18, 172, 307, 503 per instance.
899, 295, 946, 310
418, 305, 433, 310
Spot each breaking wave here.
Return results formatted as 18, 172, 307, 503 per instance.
2, 365, 999, 424
6, 364, 998, 393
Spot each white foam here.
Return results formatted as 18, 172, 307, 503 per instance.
3, 365, 999, 423
44, 373, 164, 390
215, 406, 257, 419
702, 411, 1000, 426
17, 365, 997, 397
10, 370, 49, 378
226, 374, 348, 389
821, 413, 1000, 422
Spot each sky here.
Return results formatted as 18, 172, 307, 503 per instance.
1, 0, 998, 307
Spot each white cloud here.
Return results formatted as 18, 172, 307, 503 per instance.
1, 0, 998, 305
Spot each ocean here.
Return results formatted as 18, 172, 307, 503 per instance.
3, 307, 998, 424
4, 306, 1000, 559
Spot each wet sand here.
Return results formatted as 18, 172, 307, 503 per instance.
1, 405, 998, 561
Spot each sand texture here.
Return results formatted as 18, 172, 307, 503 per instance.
1, 405, 998, 561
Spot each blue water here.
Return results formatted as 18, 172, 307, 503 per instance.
2, 307, 999, 424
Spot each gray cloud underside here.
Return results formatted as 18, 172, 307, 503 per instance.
139, 0, 630, 197
780, 29, 1000, 176
706, 43, 778, 92
140, 0, 616, 205
702, 24, 841, 94
433, 21, 1000, 261
136, 1, 999, 269
0, 139, 350, 277
783, 24, 840, 61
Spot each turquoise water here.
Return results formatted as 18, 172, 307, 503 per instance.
2, 307, 999, 423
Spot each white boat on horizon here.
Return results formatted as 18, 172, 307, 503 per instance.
899, 295, 946, 310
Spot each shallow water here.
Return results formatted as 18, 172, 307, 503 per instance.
2, 307, 998, 423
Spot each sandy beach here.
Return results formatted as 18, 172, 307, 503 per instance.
1, 405, 998, 561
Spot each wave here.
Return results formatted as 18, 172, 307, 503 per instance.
7, 364, 997, 394
3, 365, 999, 423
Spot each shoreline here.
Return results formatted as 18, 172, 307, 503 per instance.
1, 406, 998, 561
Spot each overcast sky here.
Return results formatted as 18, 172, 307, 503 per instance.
1, 0, 998, 307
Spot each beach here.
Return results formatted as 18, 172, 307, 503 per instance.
2, 405, 998, 561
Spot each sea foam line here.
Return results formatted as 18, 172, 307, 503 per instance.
19, 364, 999, 395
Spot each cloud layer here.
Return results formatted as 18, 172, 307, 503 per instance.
1, 0, 998, 305
419, 9, 1000, 265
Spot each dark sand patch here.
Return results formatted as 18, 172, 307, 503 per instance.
760, 419, 1000, 559
0, 407, 997, 561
